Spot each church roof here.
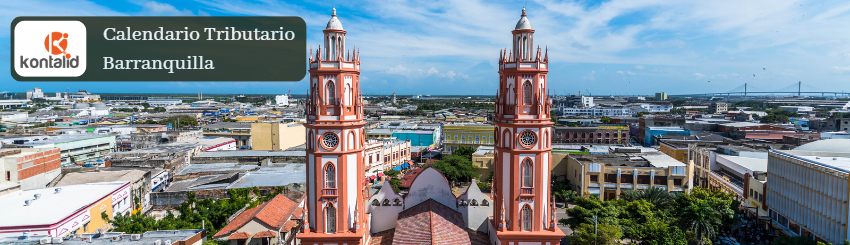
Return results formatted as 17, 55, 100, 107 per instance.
326, 8, 344, 30
515, 7, 532, 30
370, 199, 488, 245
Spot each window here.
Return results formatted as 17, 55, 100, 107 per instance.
589, 175, 598, 182
523, 81, 533, 105
521, 205, 532, 231
654, 176, 668, 185
4, 171, 9, 181
604, 174, 617, 183
371, 199, 380, 206
382, 199, 390, 206
470, 199, 478, 206
325, 164, 336, 188
481, 199, 489, 206
522, 159, 533, 187
325, 204, 336, 233
673, 178, 683, 186
637, 175, 651, 184
393, 199, 402, 206
326, 81, 336, 105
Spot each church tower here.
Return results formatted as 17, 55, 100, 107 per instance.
298, 8, 369, 245
492, 8, 565, 244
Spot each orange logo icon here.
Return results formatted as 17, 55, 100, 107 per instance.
44, 32, 71, 59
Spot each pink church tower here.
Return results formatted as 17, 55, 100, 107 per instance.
492, 7, 565, 244
298, 8, 370, 245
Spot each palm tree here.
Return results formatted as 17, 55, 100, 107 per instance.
622, 187, 675, 208
679, 200, 721, 245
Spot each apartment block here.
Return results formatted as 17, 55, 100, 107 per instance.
0, 148, 61, 194
565, 150, 692, 201
441, 124, 494, 154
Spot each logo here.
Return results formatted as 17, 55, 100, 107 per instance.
44, 32, 72, 59
13, 20, 87, 77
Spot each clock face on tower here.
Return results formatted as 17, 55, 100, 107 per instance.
322, 132, 339, 149
519, 130, 537, 148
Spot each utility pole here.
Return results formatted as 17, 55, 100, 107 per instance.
798, 81, 801, 97
744, 83, 747, 98
593, 215, 598, 245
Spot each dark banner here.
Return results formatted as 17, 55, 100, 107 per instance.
11, 17, 306, 81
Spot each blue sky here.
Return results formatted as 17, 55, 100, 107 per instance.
2, 0, 850, 96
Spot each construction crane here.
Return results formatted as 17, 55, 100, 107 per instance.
585, 89, 591, 97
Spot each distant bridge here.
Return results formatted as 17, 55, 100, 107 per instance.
669, 82, 850, 98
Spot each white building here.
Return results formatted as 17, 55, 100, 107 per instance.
275, 94, 291, 106
767, 139, 850, 243
146, 99, 183, 107
363, 139, 412, 175
561, 107, 631, 117
634, 103, 673, 113
778, 106, 815, 112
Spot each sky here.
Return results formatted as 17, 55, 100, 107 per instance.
2, 0, 850, 96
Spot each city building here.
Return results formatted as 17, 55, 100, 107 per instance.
213, 193, 305, 245
441, 124, 495, 155
0, 230, 207, 245
365, 128, 438, 147
552, 125, 629, 145
710, 102, 728, 114
50, 169, 160, 214
298, 8, 371, 245
0, 181, 132, 238
566, 95, 594, 108
565, 150, 692, 201
1, 134, 116, 166
69, 90, 100, 102
767, 139, 850, 243
655, 92, 667, 101
0, 148, 61, 194
644, 126, 689, 146
202, 122, 252, 148
490, 8, 564, 243
635, 103, 673, 113
145, 99, 183, 107
250, 122, 306, 151
275, 94, 291, 106
560, 107, 631, 117
363, 139, 412, 175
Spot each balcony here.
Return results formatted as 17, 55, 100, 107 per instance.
520, 187, 534, 196
322, 188, 337, 197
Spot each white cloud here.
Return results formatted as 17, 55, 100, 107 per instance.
140, 1, 194, 16
694, 73, 706, 78
635, 65, 644, 70
582, 70, 596, 81
382, 65, 468, 80
832, 66, 850, 73
615, 71, 624, 74
627, 71, 636, 75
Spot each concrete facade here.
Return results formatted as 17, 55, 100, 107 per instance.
250, 123, 306, 151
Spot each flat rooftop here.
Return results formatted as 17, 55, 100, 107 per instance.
571, 152, 684, 168
193, 150, 305, 157
0, 182, 128, 228
0, 230, 205, 245
1, 134, 113, 147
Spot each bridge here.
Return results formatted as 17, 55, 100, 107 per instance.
669, 82, 850, 98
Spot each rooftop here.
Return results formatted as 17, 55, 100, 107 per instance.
52, 170, 147, 187
0, 182, 128, 227
794, 139, 850, 153
1, 134, 113, 147
193, 150, 305, 158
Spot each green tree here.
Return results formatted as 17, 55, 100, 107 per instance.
567, 222, 622, 245
600, 117, 612, 124
622, 187, 676, 208
431, 155, 480, 183
383, 169, 400, 179
388, 179, 402, 193
452, 146, 475, 159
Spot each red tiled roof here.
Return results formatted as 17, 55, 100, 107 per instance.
392, 199, 470, 244
228, 232, 251, 240
253, 230, 276, 238
256, 194, 303, 228
369, 229, 395, 245
213, 194, 304, 238
398, 168, 425, 188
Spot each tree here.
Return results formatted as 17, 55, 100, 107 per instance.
452, 146, 475, 159
555, 189, 577, 203
383, 169, 400, 179
622, 187, 676, 208
388, 179, 402, 193
567, 222, 622, 245
431, 155, 480, 183
600, 117, 612, 124
671, 99, 687, 107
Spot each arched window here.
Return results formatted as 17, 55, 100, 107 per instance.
345, 84, 352, 106
523, 81, 533, 105
481, 199, 489, 206
470, 199, 478, 206
522, 159, 533, 187
324, 164, 336, 188
503, 130, 511, 147
371, 199, 380, 206
522, 36, 528, 60
393, 199, 402, 206
326, 81, 336, 105
331, 36, 337, 59
348, 131, 355, 150
308, 131, 313, 150
325, 204, 336, 233
543, 131, 548, 148
382, 199, 390, 206
521, 205, 532, 231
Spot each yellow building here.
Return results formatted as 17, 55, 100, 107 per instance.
441, 124, 494, 155
251, 122, 306, 151
563, 152, 692, 201
0, 181, 132, 238
659, 141, 689, 163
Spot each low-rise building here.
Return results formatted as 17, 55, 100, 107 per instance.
553, 125, 629, 145
364, 139, 411, 174
0, 181, 132, 238
0, 229, 207, 245
212, 193, 305, 245
1, 134, 116, 166
710, 102, 728, 114
560, 107, 631, 117
441, 124, 494, 155
250, 122, 305, 151
0, 148, 61, 194
564, 150, 692, 201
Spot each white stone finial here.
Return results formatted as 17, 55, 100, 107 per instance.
522, 7, 526, 16
332, 7, 337, 16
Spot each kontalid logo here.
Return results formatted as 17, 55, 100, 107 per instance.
14, 20, 87, 78
19, 31, 80, 69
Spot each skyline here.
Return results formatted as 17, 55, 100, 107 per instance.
2, 0, 850, 96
